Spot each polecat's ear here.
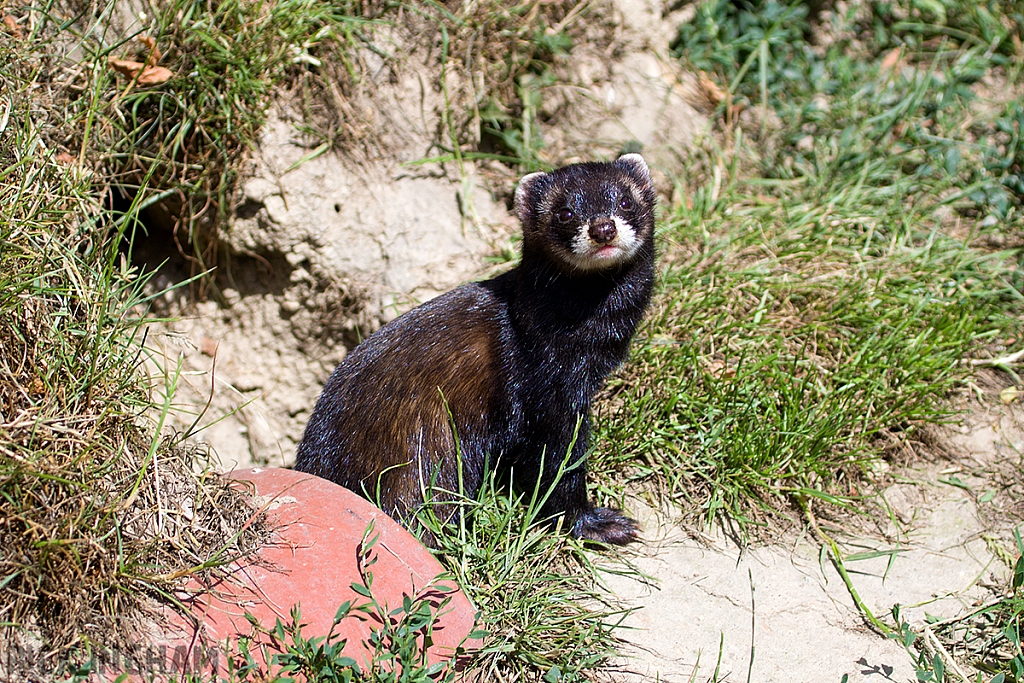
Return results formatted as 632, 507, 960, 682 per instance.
614, 153, 652, 189
514, 171, 547, 223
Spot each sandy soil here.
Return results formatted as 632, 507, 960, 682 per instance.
599, 388, 1024, 682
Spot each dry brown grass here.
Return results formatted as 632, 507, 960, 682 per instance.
0, 212, 267, 678
0, 19, 267, 679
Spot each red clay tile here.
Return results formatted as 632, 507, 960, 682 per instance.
130, 467, 478, 681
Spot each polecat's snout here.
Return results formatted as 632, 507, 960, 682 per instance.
568, 212, 643, 269
589, 217, 617, 243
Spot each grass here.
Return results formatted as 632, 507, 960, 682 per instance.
417, 466, 632, 682
591, 0, 1024, 677
0, 21, 265, 678
593, 0, 1024, 530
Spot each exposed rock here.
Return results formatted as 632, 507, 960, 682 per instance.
537, 0, 706, 194
230, 108, 507, 325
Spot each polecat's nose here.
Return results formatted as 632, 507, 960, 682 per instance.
589, 218, 617, 244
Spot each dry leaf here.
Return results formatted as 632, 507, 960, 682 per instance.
109, 57, 146, 77
698, 71, 727, 106
880, 47, 902, 74
108, 57, 173, 86
1000, 386, 1018, 404
136, 66, 174, 86
56, 152, 76, 165
135, 34, 161, 66
3, 14, 23, 39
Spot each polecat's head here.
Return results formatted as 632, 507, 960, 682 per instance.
513, 154, 656, 273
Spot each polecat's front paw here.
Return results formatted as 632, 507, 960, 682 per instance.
571, 506, 639, 545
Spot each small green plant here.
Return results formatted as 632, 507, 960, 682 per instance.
478, 70, 551, 172
916, 531, 1024, 682
225, 522, 474, 683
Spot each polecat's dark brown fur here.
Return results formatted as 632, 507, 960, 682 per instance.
295, 154, 656, 545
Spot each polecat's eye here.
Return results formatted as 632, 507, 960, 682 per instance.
555, 208, 574, 223
619, 196, 634, 212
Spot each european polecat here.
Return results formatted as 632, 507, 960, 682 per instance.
295, 154, 656, 545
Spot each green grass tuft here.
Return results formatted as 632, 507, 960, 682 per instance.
417, 465, 632, 682
82, 0, 377, 285
594, 0, 1024, 529
0, 19, 265, 677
